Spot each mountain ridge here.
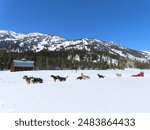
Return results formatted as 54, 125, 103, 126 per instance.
0, 30, 150, 63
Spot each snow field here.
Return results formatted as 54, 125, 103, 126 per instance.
0, 69, 150, 113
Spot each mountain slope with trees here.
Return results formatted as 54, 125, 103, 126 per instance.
0, 30, 150, 70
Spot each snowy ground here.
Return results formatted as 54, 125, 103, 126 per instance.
0, 69, 150, 113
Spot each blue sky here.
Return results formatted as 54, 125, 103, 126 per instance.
0, 0, 150, 50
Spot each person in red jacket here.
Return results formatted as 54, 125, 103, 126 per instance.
132, 72, 144, 77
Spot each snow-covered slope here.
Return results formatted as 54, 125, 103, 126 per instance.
0, 69, 150, 113
0, 30, 150, 62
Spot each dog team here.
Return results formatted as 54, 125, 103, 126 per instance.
23, 73, 106, 84
23, 71, 143, 84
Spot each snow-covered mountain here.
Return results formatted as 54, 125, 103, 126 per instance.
0, 30, 150, 63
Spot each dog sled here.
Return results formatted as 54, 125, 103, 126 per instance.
131, 72, 144, 77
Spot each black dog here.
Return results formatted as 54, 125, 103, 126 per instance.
51, 75, 59, 82
30, 77, 43, 83
57, 75, 68, 81
97, 74, 105, 78
51, 75, 68, 82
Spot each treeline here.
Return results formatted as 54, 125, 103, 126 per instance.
0, 49, 150, 70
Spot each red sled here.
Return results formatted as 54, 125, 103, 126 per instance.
131, 72, 144, 77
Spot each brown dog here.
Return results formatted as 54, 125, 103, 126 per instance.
76, 76, 83, 80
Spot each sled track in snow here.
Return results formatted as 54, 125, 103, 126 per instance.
0, 101, 17, 112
